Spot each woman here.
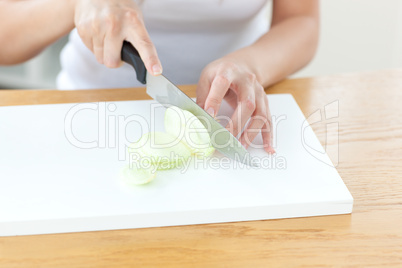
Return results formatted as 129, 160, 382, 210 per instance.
0, 0, 319, 153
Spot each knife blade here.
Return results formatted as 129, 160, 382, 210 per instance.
121, 41, 254, 166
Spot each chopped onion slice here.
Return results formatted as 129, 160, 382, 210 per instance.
165, 106, 214, 156
120, 165, 156, 185
129, 131, 192, 170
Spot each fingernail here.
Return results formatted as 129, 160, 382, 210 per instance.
267, 147, 276, 154
152, 64, 162, 75
206, 107, 215, 117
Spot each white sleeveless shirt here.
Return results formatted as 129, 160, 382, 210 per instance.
57, 0, 269, 89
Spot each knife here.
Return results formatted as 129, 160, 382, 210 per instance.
121, 41, 254, 166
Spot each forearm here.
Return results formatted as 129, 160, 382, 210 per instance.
0, 0, 75, 65
227, 15, 319, 88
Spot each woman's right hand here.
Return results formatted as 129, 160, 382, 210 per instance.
72, 0, 162, 75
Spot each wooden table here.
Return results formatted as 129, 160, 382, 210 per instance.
0, 70, 401, 267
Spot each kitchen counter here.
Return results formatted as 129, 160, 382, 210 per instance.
1, 69, 401, 267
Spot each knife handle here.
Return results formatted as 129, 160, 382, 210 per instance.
121, 41, 147, 84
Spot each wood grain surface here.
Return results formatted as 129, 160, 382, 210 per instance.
0, 69, 401, 267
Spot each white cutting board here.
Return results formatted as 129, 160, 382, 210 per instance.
0, 94, 353, 236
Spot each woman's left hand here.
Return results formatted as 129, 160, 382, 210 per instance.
196, 57, 275, 154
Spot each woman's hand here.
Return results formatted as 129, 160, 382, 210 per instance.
72, 0, 162, 74
195, 0, 319, 154
196, 57, 275, 154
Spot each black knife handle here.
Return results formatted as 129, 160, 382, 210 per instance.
121, 41, 147, 84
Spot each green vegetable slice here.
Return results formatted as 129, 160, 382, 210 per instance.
124, 107, 217, 185
120, 165, 156, 185
129, 131, 192, 170
164, 106, 214, 156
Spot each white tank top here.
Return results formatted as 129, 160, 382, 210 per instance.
57, 0, 269, 89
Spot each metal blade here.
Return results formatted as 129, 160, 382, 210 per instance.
146, 73, 255, 167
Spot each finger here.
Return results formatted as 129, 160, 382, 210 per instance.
261, 96, 275, 154
196, 71, 211, 109
125, 16, 162, 75
223, 90, 238, 109
92, 34, 105, 65
240, 116, 265, 149
76, 27, 94, 54
239, 85, 267, 148
103, 21, 124, 68
103, 36, 124, 68
204, 74, 231, 117
226, 82, 256, 138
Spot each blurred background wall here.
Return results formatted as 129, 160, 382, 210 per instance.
0, 0, 401, 89
291, 0, 402, 78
